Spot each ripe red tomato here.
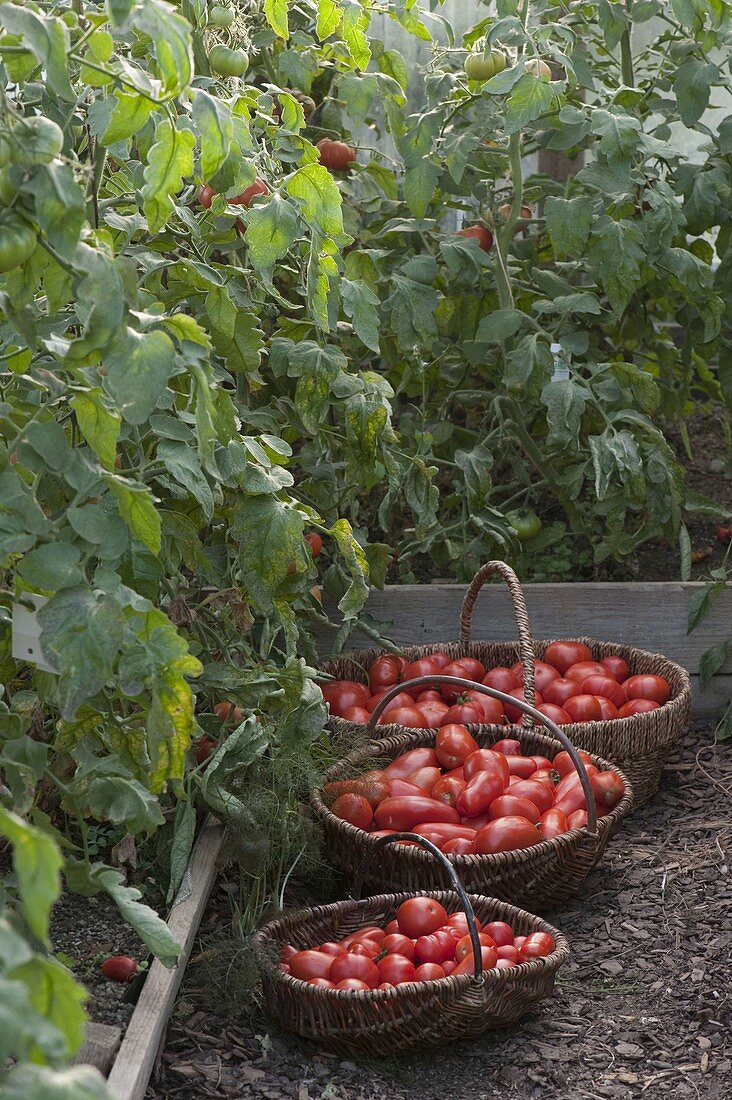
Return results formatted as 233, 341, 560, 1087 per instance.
428, 652, 452, 668
568, 809, 588, 829
440, 662, 474, 702
554, 766, 598, 802
483, 921, 514, 947
213, 700, 245, 725
441, 701, 484, 725
368, 655, 403, 692
539, 807, 568, 840
454, 932, 496, 960
457, 224, 493, 251
431, 775, 466, 807
435, 725, 479, 768
417, 689, 443, 702
623, 674, 670, 705
452, 944, 498, 975
563, 694, 602, 723
385, 748, 439, 779
378, 954, 415, 985
340, 706, 371, 723
307, 977, 335, 988
447, 913, 482, 936
591, 770, 624, 807
488, 794, 541, 824
455, 657, 486, 682
401, 658, 444, 694
491, 738, 522, 756
511, 660, 559, 694
321, 680, 370, 716
412, 823, 476, 845
582, 675, 626, 708
230, 178, 270, 208
329, 953, 379, 987
504, 687, 543, 724
442, 959, 457, 975
565, 662, 609, 684
385, 920, 400, 935
496, 944, 518, 962
463, 749, 510, 786
600, 655, 630, 682
198, 184, 217, 208
543, 641, 593, 674
508, 779, 553, 814
367, 690, 414, 713
505, 755, 537, 779
407, 766, 442, 792
542, 678, 583, 706
555, 785, 588, 817
519, 932, 555, 959
335, 978, 371, 990
349, 939, 381, 958
340, 927, 384, 949
387, 779, 426, 798
474, 816, 540, 854
290, 951, 334, 981
317, 137, 356, 171
618, 698, 660, 717
382, 934, 415, 960
551, 749, 593, 778
374, 796, 459, 831
536, 702, 571, 726
101, 956, 137, 982
397, 897, 449, 938
456, 770, 505, 817
414, 962, 447, 981
442, 836, 475, 854
414, 930, 456, 965
463, 690, 505, 724
195, 736, 219, 765
483, 667, 519, 692
331, 793, 373, 830
378, 705, 427, 728
320, 941, 347, 957
595, 697, 619, 720
417, 701, 451, 727
304, 531, 322, 557
281, 944, 298, 961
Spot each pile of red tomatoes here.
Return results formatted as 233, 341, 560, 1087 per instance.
321, 640, 671, 728
279, 898, 556, 990
324, 730, 625, 853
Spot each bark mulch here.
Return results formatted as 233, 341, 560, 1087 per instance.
146, 722, 732, 1100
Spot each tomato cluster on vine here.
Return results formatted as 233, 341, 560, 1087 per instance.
279, 901, 556, 990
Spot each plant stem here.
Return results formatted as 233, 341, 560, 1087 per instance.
620, 2, 634, 87
501, 397, 584, 530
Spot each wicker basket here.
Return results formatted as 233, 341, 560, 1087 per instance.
312, 676, 634, 910
252, 834, 570, 1056
319, 560, 691, 805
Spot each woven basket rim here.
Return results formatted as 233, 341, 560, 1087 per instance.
310, 727, 634, 870
252, 888, 571, 1000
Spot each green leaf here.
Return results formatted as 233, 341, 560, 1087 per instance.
104, 327, 176, 425
134, 0, 193, 94
673, 59, 718, 127
167, 798, 196, 903
104, 92, 155, 144
264, 0, 289, 38
339, 71, 377, 126
504, 333, 552, 391
1, 1064, 112, 1100
475, 309, 524, 343
107, 478, 162, 555
0, 4, 74, 101
25, 164, 85, 259
342, 0, 371, 67
97, 864, 180, 965
699, 639, 731, 687
285, 163, 343, 237
9, 956, 87, 1058
193, 90, 233, 181
0, 808, 62, 945
87, 775, 166, 834
590, 108, 642, 160
233, 496, 304, 611
679, 522, 692, 582
687, 579, 725, 634
597, 0, 629, 49
17, 543, 83, 591
342, 278, 380, 352
505, 74, 558, 134
142, 119, 195, 234
245, 194, 300, 269
107, 0, 136, 27
587, 217, 645, 313
329, 518, 369, 619
541, 379, 588, 446
156, 440, 215, 520
316, 0, 342, 39
70, 389, 121, 470
379, 48, 409, 92
403, 159, 439, 218
545, 196, 593, 258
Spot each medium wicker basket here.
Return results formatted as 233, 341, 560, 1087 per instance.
311, 676, 634, 910
252, 834, 570, 1056
320, 561, 691, 805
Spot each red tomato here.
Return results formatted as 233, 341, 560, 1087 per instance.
339, 927, 385, 950
563, 694, 602, 723
539, 807, 568, 840
595, 696, 619, 720
382, 934, 415, 960
230, 178, 270, 208
483, 921, 514, 948
431, 775, 466, 807
101, 956, 138, 982
474, 816, 541, 854
435, 725, 479, 768
378, 954, 415, 985
496, 945, 518, 962
496, 958, 517, 971
335, 978, 370, 990
513, 936, 526, 951
320, 942, 347, 957
367, 690, 414, 714
458, 224, 493, 251
414, 930, 456, 965
412, 823, 476, 847
441, 701, 484, 725
618, 698, 660, 717
377, 705, 427, 728
281, 944, 298, 962
385, 748, 439, 779
330, 793, 373, 830
554, 766, 598, 802
543, 641, 593, 674
483, 667, 519, 693
440, 662, 476, 702
504, 687, 543, 724
388, 778, 427, 798
397, 897, 449, 938
195, 736, 219, 765
428, 652, 452, 668
551, 749, 593, 778
453, 657, 486, 682
442, 959, 457, 975
307, 977, 335, 988
348, 939, 382, 958
555, 785, 588, 816
491, 738, 522, 756
542, 678, 583, 706
591, 770, 624, 807
213, 700, 245, 725
455, 932, 496, 960
600, 655, 630, 682
565, 661, 609, 684
317, 138, 357, 171
519, 932, 555, 959
536, 702, 571, 726
374, 797, 460, 831
582, 675, 626, 708
322, 681, 370, 716
385, 920, 400, 935
408, 766, 442, 792
401, 658, 444, 695
463, 749, 510, 786
452, 945, 498, 975
290, 951, 334, 981
463, 690, 505, 724
378, 983, 395, 990
568, 809, 588, 829
324, 776, 389, 809
416, 689, 442, 702
340, 705, 371, 723
368, 655, 404, 692
442, 836, 475, 855
456, 770, 505, 817
329, 954, 379, 987
511, 660, 560, 693
533, 768, 559, 787
305, 531, 322, 557
198, 184, 216, 208
414, 963, 446, 981
505, 755, 537, 779
509, 779, 553, 814
417, 701, 451, 727
623, 674, 670, 705
488, 794, 541, 824
446, 913, 482, 935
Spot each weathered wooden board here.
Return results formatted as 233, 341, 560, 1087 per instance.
106, 818, 224, 1100
311, 582, 732, 720
71, 1022, 121, 1076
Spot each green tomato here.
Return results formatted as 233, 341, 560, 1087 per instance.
465, 48, 507, 82
208, 5, 234, 27
0, 214, 36, 274
525, 58, 552, 80
8, 116, 64, 165
506, 510, 542, 541
0, 168, 16, 206
60, 10, 79, 28
208, 44, 249, 77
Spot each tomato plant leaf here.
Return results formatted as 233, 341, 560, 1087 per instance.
193, 89, 234, 181
104, 91, 155, 144
505, 74, 558, 134
96, 864, 181, 965
316, 0, 342, 40
107, 478, 162, 555
587, 217, 645, 313
233, 495, 305, 611
167, 797, 196, 903
404, 159, 439, 218
245, 194, 300, 269
545, 195, 593, 258
134, 0, 193, 95
1, 1063, 111, 1099
0, 4, 74, 101
673, 58, 719, 127
17, 544, 83, 592
142, 119, 195, 234
264, 0, 289, 39
285, 162, 344, 237
87, 776, 166, 835
541, 379, 588, 446
8, 957, 87, 1059
342, 278, 380, 352
104, 327, 176, 425
699, 639, 732, 688
342, 0, 372, 65
475, 308, 525, 343
0, 809, 62, 945
24, 164, 85, 259
70, 390, 121, 471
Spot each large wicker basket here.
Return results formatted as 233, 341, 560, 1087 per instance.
311, 676, 634, 910
252, 834, 570, 1056
319, 561, 691, 805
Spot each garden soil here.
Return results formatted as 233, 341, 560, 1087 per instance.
144, 721, 732, 1100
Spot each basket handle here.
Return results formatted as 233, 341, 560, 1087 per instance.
350, 832, 485, 981
366, 674, 598, 834
458, 561, 536, 728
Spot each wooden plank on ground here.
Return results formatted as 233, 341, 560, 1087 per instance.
71, 1022, 121, 1076
106, 818, 224, 1100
